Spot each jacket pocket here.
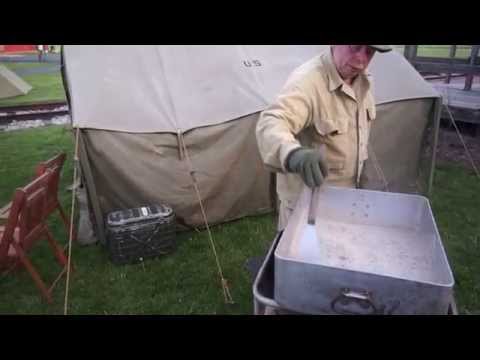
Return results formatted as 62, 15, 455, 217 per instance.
313, 118, 350, 178
328, 160, 346, 176
313, 118, 349, 137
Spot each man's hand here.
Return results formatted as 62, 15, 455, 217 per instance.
286, 147, 329, 188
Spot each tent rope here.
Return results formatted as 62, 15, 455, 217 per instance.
368, 144, 389, 192
177, 131, 234, 304
443, 104, 480, 179
64, 127, 80, 315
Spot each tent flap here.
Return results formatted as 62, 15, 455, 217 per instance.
80, 113, 273, 228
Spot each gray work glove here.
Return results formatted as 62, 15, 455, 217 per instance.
286, 147, 329, 188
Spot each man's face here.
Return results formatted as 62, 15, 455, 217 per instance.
332, 45, 376, 81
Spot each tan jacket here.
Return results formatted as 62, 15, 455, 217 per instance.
256, 47, 377, 210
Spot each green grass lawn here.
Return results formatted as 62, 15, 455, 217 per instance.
1, 125, 479, 314
417, 45, 472, 58
430, 165, 480, 314
0, 62, 66, 107
394, 45, 473, 59
2, 63, 47, 71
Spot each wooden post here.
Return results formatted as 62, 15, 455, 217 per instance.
428, 98, 442, 197
404, 45, 418, 62
464, 45, 479, 91
445, 45, 457, 84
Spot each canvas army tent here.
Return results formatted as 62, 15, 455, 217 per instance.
62, 45, 441, 244
0, 64, 32, 99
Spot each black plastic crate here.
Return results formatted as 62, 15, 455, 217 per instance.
105, 204, 176, 265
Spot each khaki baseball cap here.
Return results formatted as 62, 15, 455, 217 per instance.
369, 45, 393, 53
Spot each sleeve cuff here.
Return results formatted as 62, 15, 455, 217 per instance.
279, 143, 303, 173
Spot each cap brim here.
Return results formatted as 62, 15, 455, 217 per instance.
369, 45, 393, 53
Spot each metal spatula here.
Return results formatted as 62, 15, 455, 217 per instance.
298, 186, 322, 260
307, 186, 320, 226
298, 143, 327, 259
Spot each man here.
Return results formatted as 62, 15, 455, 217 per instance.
256, 45, 392, 230
37, 45, 44, 62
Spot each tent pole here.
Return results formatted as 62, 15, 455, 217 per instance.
428, 97, 442, 197
77, 130, 107, 245
62, 47, 105, 243
64, 127, 80, 315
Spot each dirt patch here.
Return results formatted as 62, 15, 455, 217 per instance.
436, 124, 480, 172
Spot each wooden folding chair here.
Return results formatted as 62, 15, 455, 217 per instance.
35, 153, 76, 241
0, 170, 71, 304
0, 153, 75, 242
35, 152, 66, 177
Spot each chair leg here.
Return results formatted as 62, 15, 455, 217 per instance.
44, 227, 73, 272
14, 244, 53, 304
57, 203, 77, 242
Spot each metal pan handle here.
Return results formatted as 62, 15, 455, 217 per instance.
331, 288, 380, 315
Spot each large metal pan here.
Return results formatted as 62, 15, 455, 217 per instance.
274, 186, 455, 315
